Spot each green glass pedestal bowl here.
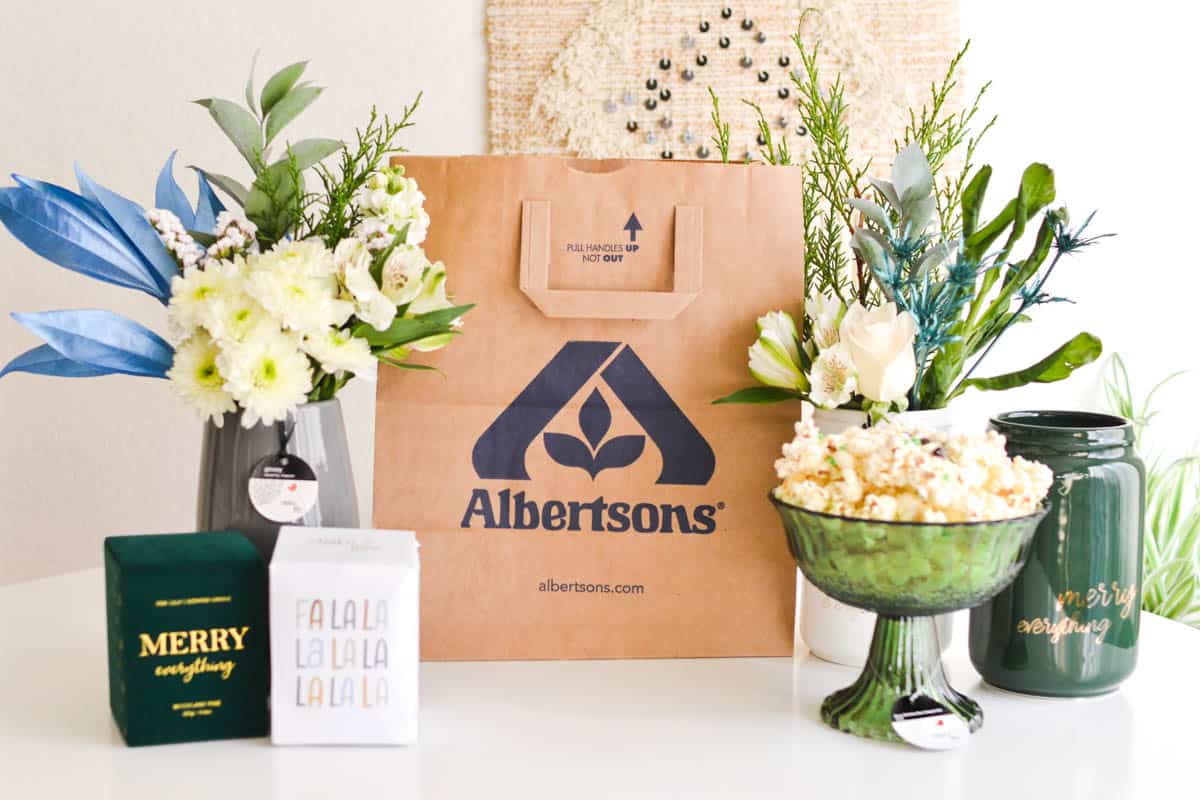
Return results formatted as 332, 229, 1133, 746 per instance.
771, 495, 1047, 744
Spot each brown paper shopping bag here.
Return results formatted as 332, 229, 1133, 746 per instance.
374, 156, 805, 660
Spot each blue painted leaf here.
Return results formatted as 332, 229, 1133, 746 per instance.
543, 432, 597, 477
11, 309, 173, 378
593, 435, 646, 475
154, 151, 195, 228
10, 174, 111, 228
579, 388, 611, 448
74, 164, 176, 299
192, 168, 225, 233
0, 187, 165, 297
0, 343, 117, 378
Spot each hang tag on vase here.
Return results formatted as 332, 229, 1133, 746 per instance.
891, 695, 969, 750
249, 417, 320, 523
249, 452, 319, 523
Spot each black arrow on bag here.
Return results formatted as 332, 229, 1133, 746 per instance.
623, 213, 643, 242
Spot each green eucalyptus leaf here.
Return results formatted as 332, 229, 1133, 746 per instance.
851, 228, 888, 271
194, 98, 263, 169
245, 51, 260, 116
278, 138, 344, 171
848, 198, 891, 233
961, 165, 992, 239
265, 85, 323, 145
260, 60, 308, 116
952, 332, 1102, 398
712, 386, 797, 405
869, 177, 901, 209
192, 169, 249, 206
913, 241, 954, 277
902, 192, 938, 236
892, 143, 934, 207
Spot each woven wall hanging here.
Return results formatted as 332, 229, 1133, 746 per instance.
486, 0, 961, 165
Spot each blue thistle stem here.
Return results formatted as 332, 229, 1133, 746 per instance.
948, 247, 1068, 396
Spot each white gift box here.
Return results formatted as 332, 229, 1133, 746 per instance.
269, 526, 419, 745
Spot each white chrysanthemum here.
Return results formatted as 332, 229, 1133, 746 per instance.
245, 244, 353, 334
217, 330, 313, 428
167, 330, 236, 426
809, 342, 858, 409
332, 238, 397, 331
206, 291, 274, 345
406, 262, 454, 316
380, 244, 429, 306
301, 328, 377, 381
166, 263, 240, 343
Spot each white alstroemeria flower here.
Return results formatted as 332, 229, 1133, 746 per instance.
748, 336, 806, 391
406, 262, 455, 316
333, 238, 397, 331
246, 245, 353, 334
301, 328, 378, 381
807, 293, 845, 351
167, 329, 236, 426
839, 302, 917, 403
808, 342, 858, 409
380, 244, 430, 306
756, 310, 801, 366
217, 330, 313, 428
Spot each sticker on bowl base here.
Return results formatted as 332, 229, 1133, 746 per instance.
891, 695, 969, 750
248, 454, 319, 523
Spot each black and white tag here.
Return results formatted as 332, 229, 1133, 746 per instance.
891, 695, 969, 750
248, 454, 319, 523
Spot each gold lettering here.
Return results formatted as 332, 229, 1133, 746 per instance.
168, 631, 189, 655
227, 626, 249, 650
138, 632, 168, 657
210, 627, 230, 651
188, 629, 210, 653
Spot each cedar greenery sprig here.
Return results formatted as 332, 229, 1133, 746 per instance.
742, 100, 793, 166
306, 97, 421, 249
897, 43, 996, 239
790, 37, 872, 305
708, 87, 732, 163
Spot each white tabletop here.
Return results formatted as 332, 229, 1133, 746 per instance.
2, 568, 1197, 799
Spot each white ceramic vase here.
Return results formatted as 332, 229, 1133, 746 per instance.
796, 405, 958, 666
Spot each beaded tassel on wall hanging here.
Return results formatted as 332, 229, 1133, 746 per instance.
486, 0, 962, 165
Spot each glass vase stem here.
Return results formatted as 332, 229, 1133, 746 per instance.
820, 615, 981, 743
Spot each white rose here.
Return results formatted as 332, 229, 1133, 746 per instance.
838, 302, 917, 403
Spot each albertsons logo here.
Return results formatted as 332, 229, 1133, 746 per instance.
462, 341, 720, 534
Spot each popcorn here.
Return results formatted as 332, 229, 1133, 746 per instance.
774, 403, 1052, 522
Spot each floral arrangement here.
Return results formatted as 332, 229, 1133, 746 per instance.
0, 58, 469, 427
713, 37, 1108, 419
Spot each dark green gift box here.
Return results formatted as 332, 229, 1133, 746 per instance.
104, 531, 269, 746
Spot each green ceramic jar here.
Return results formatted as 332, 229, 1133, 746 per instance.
969, 411, 1145, 697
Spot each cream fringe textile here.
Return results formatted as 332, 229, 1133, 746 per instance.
487, 0, 962, 168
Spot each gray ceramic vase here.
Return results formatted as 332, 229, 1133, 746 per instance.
197, 398, 359, 560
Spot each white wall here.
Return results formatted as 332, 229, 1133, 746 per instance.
1, 0, 1195, 584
